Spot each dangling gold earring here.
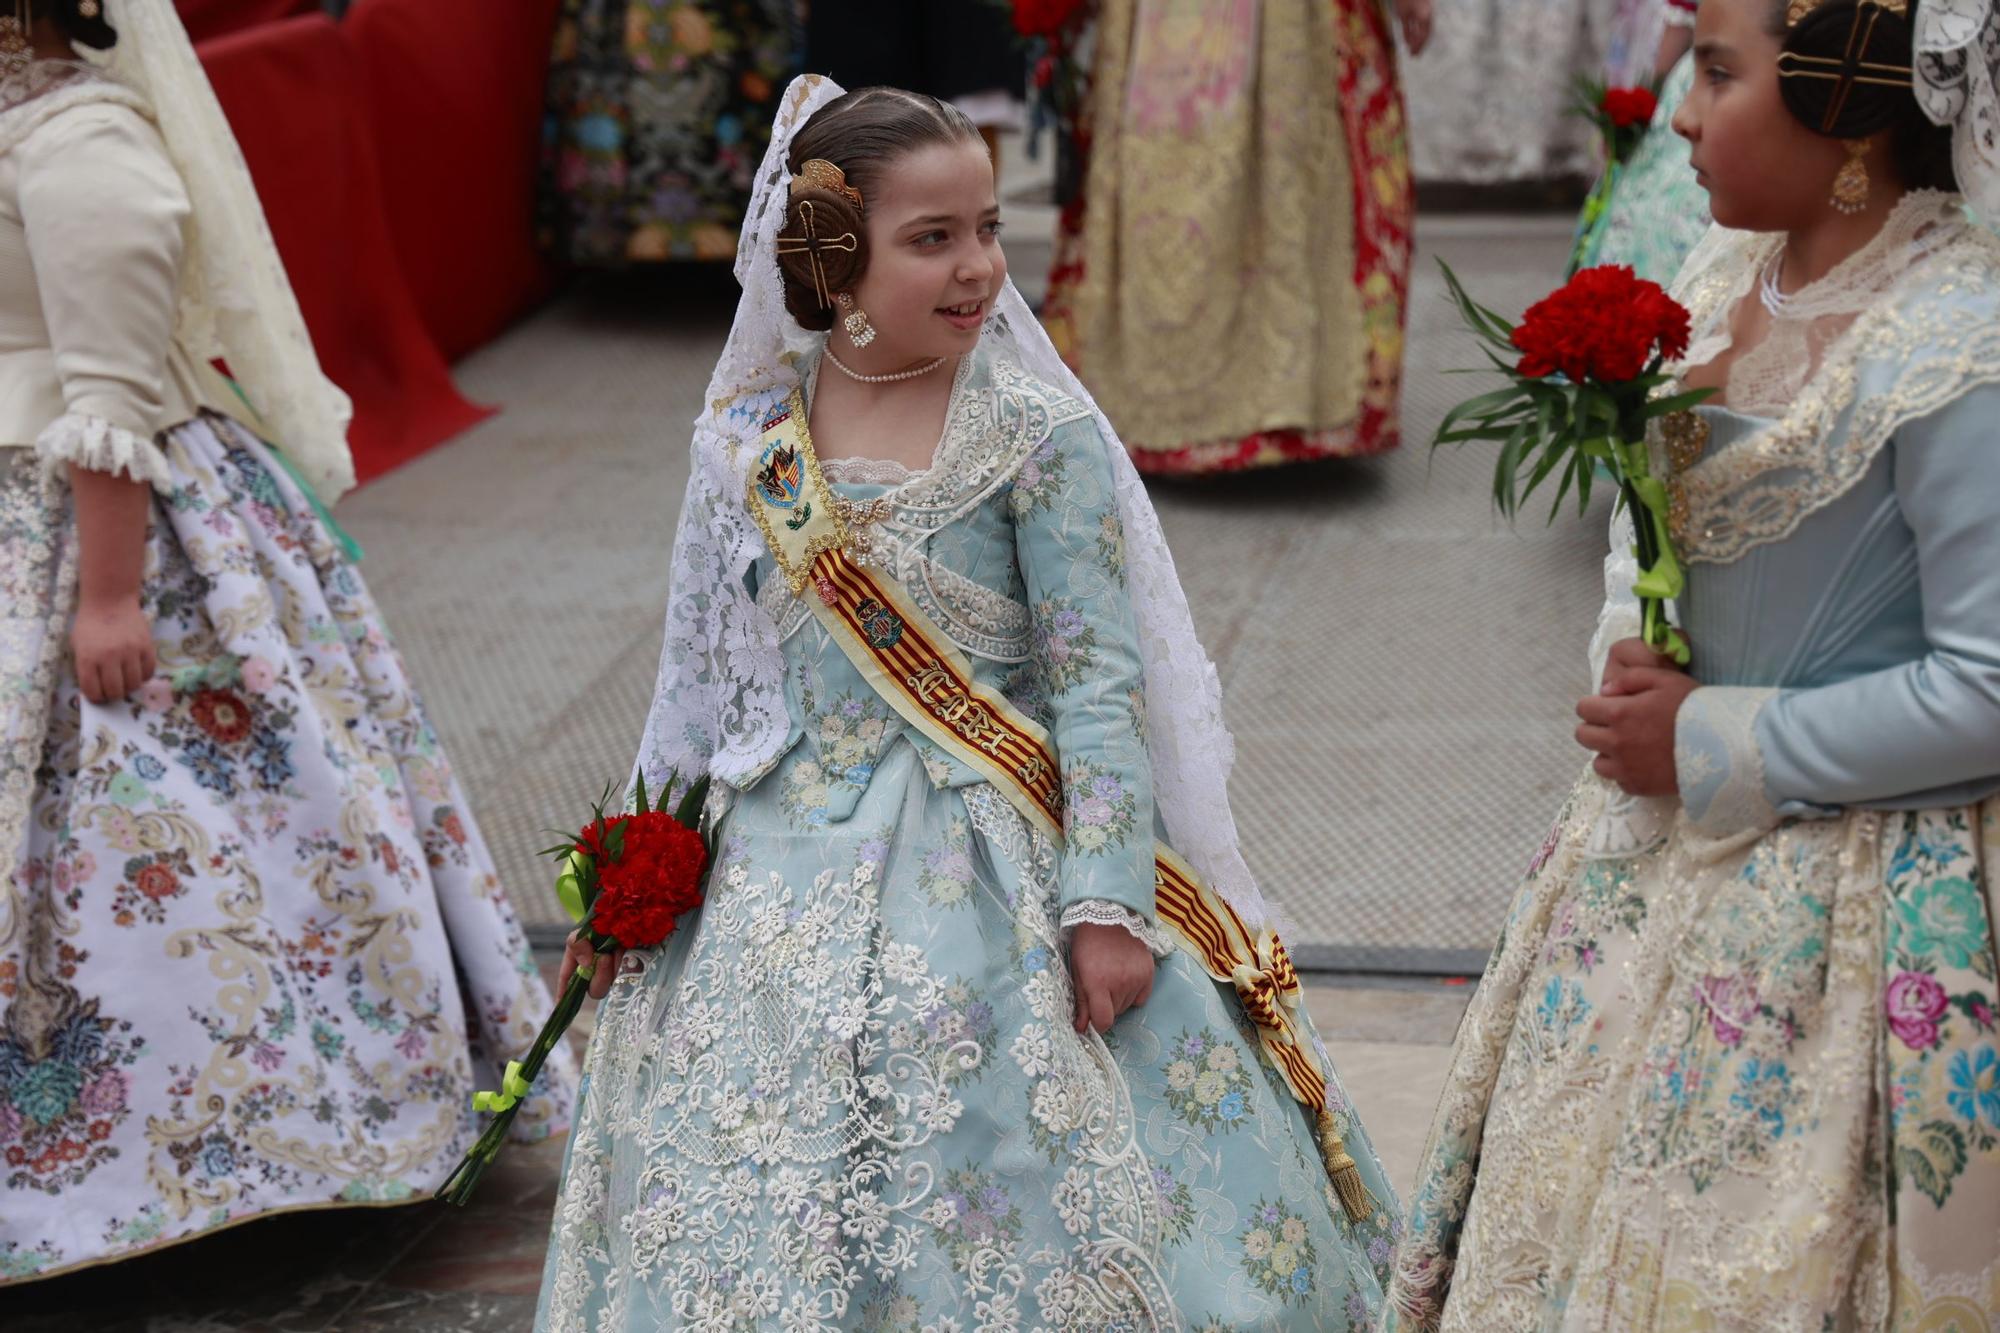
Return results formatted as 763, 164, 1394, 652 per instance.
1830, 139, 1871, 215
835, 292, 877, 348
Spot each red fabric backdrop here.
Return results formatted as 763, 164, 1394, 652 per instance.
346, 0, 564, 361
198, 15, 493, 484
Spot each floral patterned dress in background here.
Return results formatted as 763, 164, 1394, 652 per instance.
540, 0, 799, 264
2, 417, 575, 1283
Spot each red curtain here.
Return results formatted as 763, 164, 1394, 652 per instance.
345, 0, 565, 361
198, 15, 492, 485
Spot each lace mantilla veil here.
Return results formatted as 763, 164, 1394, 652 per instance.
633, 75, 1275, 928
2, 1, 359, 502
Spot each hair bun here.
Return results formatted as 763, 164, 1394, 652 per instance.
775, 187, 867, 333
1779, 0, 1916, 138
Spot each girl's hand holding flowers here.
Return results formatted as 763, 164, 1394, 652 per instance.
1576, 636, 1698, 795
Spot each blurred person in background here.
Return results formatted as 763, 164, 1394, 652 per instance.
541, 0, 798, 263
1042, 0, 1427, 475
0, 0, 571, 1284
1575, 0, 1714, 283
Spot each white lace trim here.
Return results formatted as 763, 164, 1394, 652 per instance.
633, 75, 1273, 927
34, 412, 172, 490
1675, 686, 1781, 843
1059, 899, 1178, 959
820, 454, 917, 486
1668, 194, 2000, 565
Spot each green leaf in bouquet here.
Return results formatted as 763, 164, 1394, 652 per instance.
1644, 387, 1716, 418
634, 770, 650, 817
673, 773, 714, 829
1438, 261, 1519, 350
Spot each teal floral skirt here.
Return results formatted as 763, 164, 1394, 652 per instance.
1389, 772, 2000, 1331
0, 417, 573, 1285
536, 742, 1399, 1330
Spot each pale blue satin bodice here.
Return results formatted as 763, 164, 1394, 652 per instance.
1679, 387, 2000, 817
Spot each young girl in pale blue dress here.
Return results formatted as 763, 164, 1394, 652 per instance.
535, 78, 1401, 1331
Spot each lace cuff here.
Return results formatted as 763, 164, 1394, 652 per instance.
1060, 899, 1177, 958
1675, 686, 1781, 840
35, 412, 172, 490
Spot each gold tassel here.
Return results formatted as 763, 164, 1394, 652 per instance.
1316, 1109, 1376, 1223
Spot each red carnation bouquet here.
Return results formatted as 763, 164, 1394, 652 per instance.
435, 772, 711, 1207
1569, 78, 1663, 274
1436, 263, 1710, 664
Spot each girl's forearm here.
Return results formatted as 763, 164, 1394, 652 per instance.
68, 464, 152, 607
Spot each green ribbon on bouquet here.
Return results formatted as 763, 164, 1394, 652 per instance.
471, 1059, 531, 1113
1622, 453, 1691, 665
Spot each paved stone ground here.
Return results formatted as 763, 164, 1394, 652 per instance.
12, 185, 1590, 1326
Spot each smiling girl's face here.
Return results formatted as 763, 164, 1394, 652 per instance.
843, 139, 1007, 365
1673, 0, 1851, 231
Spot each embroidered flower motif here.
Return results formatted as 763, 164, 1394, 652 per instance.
1239, 1198, 1319, 1305
1893, 877, 1991, 971
1947, 1046, 2000, 1131
1095, 511, 1126, 581
1061, 760, 1136, 855
1007, 437, 1069, 516
917, 818, 977, 908
1161, 1029, 1256, 1132
782, 691, 893, 827
189, 689, 254, 745
1696, 972, 1758, 1049
1031, 599, 1099, 696
1886, 971, 1950, 1051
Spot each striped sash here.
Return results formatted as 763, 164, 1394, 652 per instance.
746, 388, 1373, 1218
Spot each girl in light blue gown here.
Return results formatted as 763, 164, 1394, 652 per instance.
534, 78, 1400, 1332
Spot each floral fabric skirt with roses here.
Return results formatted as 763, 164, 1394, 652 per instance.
1387, 772, 2000, 1332
0, 417, 574, 1285
536, 741, 1399, 1331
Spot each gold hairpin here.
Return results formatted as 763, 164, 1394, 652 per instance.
1779, 0, 1913, 131
1788, 0, 1907, 25
774, 199, 858, 309
790, 159, 864, 208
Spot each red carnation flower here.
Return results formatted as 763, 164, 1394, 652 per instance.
580, 811, 709, 950
1601, 86, 1658, 130
1510, 264, 1690, 383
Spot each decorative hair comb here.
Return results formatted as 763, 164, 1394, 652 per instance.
775, 199, 859, 309
1780, 0, 1913, 131
790, 159, 864, 208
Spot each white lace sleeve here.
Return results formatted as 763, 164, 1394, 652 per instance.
34, 412, 171, 489
1059, 899, 1177, 958
1586, 503, 1644, 692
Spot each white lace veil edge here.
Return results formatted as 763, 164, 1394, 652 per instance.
1914, 0, 2000, 224
89, 0, 356, 503
632, 75, 1275, 930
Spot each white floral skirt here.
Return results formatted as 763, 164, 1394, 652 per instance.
1388, 773, 2000, 1331
0, 417, 575, 1285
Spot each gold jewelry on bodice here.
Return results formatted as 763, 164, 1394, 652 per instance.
1661, 409, 1713, 548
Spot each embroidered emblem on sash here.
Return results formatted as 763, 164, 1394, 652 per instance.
754, 439, 804, 510
855, 597, 904, 649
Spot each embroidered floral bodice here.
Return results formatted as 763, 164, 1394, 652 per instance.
739, 347, 1163, 924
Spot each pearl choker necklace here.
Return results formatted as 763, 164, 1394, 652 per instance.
1758, 247, 1795, 317
825, 348, 948, 384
